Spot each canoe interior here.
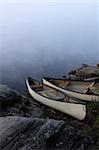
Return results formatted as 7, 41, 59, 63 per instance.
28, 78, 82, 104
48, 78, 99, 94
91, 83, 99, 95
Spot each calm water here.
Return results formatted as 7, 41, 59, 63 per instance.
1, 56, 98, 91
0, 2, 99, 91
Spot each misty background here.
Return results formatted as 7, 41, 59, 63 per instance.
0, 1, 99, 91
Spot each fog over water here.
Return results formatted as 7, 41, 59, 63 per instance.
0, 1, 99, 91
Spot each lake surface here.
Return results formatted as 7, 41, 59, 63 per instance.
0, 2, 99, 91
1, 55, 98, 91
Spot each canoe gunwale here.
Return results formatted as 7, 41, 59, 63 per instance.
43, 77, 99, 96
26, 78, 86, 105
26, 78, 86, 120
43, 78, 99, 102
43, 77, 99, 83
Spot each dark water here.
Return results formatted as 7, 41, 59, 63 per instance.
0, 2, 99, 91
1, 57, 98, 92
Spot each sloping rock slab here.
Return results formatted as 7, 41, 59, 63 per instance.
0, 84, 43, 118
69, 65, 99, 78
0, 116, 93, 150
0, 85, 21, 106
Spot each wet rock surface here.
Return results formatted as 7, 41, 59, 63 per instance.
0, 84, 43, 118
69, 64, 99, 79
0, 116, 93, 150
0, 85, 21, 106
0, 84, 97, 150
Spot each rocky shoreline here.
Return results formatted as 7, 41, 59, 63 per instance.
0, 84, 99, 150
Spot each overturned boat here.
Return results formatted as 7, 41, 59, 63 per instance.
84, 76, 99, 81
42, 77, 99, 102
68, 64, 99, 79
26, 77, 86, 120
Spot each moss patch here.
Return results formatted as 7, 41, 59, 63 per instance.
83, 102, 99, 148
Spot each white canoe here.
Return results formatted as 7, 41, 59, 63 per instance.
84, 76, 99, 81
26, 78, 86, 120
42, 78, 99, 102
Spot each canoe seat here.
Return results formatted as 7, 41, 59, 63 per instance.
38, 89, 54, 94
59, 82, 71, 88
46, 92, 65, 100
38, 90, 65, 100
31, 84, 42, 88
31, 84, 43, 92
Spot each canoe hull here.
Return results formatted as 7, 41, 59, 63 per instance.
42, 79, 99, 102
26, 79, 86, 120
